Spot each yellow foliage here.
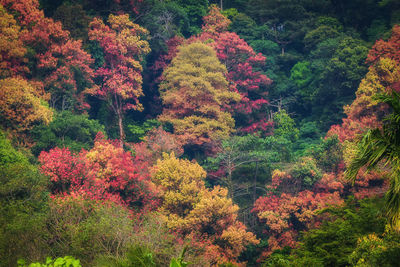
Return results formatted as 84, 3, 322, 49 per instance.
151, 153, 258, 264
0, 77, 52, 132
152, 152, 206, 221
344, 58, 400, 120
0, 4, 27, 78
159, 42, 240, 146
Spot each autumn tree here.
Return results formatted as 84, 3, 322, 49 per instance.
89, 14, 150, 144
252, 161, 344, 258
201, 4, 231, 37
0, 4, 27, 78
151, 153, 258, 265
158, 42, 240, 148
367, 24, 400, 65
39, 133, 158, 212
0, 77, 53, 133
0, 0, 96, 111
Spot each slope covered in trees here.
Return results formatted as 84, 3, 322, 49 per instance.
1, 0, 400, 266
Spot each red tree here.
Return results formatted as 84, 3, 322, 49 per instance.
39, 133, 159, 213
89, 14, 150, 143
0, 0, 96, 111
367, 24, 400, 65
211, 32, 273, 134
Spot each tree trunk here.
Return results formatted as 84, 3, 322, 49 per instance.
252, 161, 259, 227
117, 112, 125, 147
220, 0, 223, 10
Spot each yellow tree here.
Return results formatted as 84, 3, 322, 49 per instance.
0, 77, 52, 132
0, 4, 27, 78
151, 153, 258, 265
158, 42, 240, 148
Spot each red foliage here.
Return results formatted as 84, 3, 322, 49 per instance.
211, 32, 272, 134
89, 14, 150, 141
367, 25, 400, 64
201, 5, 231, 37
252, 190, 343, 257
39, 133, 159, 213
152, 36, 185, 82
0, 0, 96, 110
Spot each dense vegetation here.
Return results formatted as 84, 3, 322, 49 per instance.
1, 0, 400, 266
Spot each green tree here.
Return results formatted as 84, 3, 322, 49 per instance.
31, 111, 105, 155
0, 131, 49, 265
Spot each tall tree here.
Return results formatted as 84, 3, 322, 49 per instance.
89, 14, 150, 144
212, 31, 272, 133
158, 42, 240, 148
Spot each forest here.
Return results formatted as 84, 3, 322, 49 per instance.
1, 0, 400, 266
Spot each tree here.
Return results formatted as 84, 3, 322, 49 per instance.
151, 153, 258, 265
0, 4, 27, 78
0, 131, 49, 265
1, 0, 96, 111
367, 24, 400, 64
0, 77, 53, 133
39, 133, 158, 212
267, 198, 387, 267
31, 111, 105, 155
201, 4, 231, 37
46, 195, 135, 265
211, 31, 273, 134
89, 14, 151, 144
206, 134, 270, 199
346, 90, 400, 227
158, 42, 240, 148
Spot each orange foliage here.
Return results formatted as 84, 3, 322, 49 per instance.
0, 77, 52, 132
152, 153, 258, 265
1, 0, 96, 110
201, 5, 231, 37
367, 24, 400, 64
0, 4, 28, 78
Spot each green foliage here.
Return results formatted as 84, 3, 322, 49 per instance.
18, 256, 81, 267
126, 119, 160, 143
287, 198, 386, 266
138, 0, 190, 49
0, 131, 49, 266
290, 61, 313, 89
31, 111, 105, 155
229, 12, 257, 41
175, 0, 208, 34
308, 135, 343, 173
273, 110, 299, 143
349, 230, 400, 266
221, 8, 239, 20
46, 196, 135, 265
290, 157, 322, 188
169, 247, 190, 267
262, 252, 292, 267
96, 245, 157, 267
